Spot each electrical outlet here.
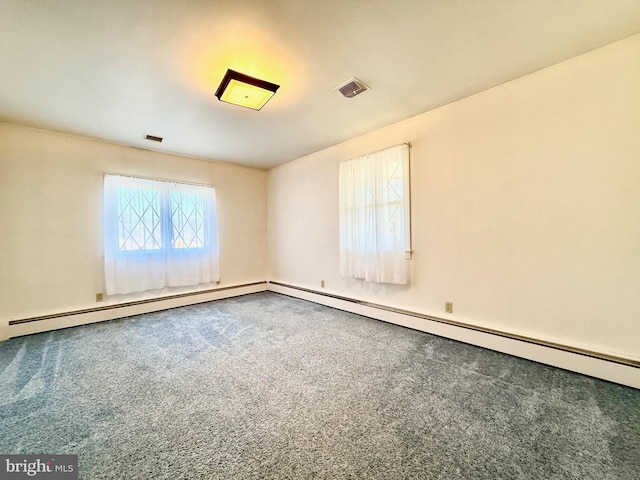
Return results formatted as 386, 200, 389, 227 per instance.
321, 280, 325, 288
96, 293, 104, 302
445, 302, 453, 314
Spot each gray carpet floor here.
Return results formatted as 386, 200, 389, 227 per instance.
0, 292, 638, 479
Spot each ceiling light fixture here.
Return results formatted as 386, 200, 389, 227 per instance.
214, 69, 280, 111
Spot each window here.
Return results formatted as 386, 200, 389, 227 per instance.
339, 143, 410, 284
103, 174, 219, 295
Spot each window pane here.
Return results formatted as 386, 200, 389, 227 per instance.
339, 143, 410, 284
117, 186, 162, 251
170, 190, 206, 249
378, 202, 403, 250
381, 162, 403, 204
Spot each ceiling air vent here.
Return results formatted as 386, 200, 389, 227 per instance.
143, 134, 163, 143
335, 77, 369, 98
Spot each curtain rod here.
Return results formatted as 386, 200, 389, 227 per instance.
103, 172, 215, 188
342, 142, 411, 163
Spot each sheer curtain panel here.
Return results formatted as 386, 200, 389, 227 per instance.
103, 174, 220, 295
339, 144, 410, 284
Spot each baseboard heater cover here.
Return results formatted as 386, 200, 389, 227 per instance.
8, 282, 267, 326
267, 281, 638, 370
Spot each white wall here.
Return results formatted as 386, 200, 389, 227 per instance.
0, 123, 267, 337
268, 34, 640, 362
1, 34, 638, 375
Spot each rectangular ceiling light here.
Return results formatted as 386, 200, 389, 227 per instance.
214, 69, 280, 111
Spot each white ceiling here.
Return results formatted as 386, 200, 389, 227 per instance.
1, 0, 640, 169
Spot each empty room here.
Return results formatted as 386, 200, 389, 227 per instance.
1, 1, 639, 479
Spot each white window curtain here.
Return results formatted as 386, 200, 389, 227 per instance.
339, 143, 410, 284
103, 174, 220, 295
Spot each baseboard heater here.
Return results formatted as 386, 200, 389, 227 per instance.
268, 281, 638, 370
8, 282, 267, 326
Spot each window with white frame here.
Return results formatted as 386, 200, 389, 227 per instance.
339, 143, 410, 284
103, 174, 219, 295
